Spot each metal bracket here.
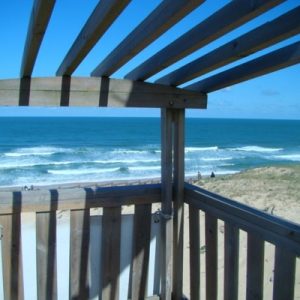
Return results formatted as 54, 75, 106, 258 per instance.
153, 209, 173, 223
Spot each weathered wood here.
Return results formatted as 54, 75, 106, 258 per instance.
224, 223, 239, 300
246, 233, 264, 300
160, 108, 173, 300
189, 206, 200, 300
91, 0, 202, 77
0, 213, 24, 300
0, 77, 207, 109
187, 41, 300, 93
172, 109, 185, 299
101, 207, 121, 300
36, 211, 57, 300
273, 246, 296, 300
125, 0, 283, 81
20, 0, 56, 77
205, 213, 218, 300
69, 209, 90, 299
156, 6, 300, 86
56, 0, 130, 76
131, 204, 152, 300
0, 184, 161, 214
184, 183, 300, 256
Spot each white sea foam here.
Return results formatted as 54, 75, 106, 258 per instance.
47, 168, 119, 175
201, 157, 233, 162
231, 146, 283, 153
273, 154, 300, 161
185, 146, 218, 153
4, 146, 72, 157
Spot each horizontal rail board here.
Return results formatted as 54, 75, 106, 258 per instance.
184, 183, 300, 256
0, 77, 207, 109
0, 184, 161, 214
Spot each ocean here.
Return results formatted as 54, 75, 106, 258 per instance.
0, 117, 299, 187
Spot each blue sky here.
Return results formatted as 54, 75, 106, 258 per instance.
0, 0, 299, 119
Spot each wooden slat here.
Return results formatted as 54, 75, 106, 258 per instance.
125, 0, 284, 81
160, 108, 173, 300
36, 211, 57, 300
205, 213, 218, 300
91, 0, 202, 77
69, 209, 90, 299
131, 204, 152, 299
20, 0, 56, 77
172, 109, 185, 300
187, 41, 300, 93
189, 206, 200, 300
0, 77, 207, 109
246, 233, 264, 300
273, 247, 296, 300
156, 6, 300, 86
0, 184, 161, 214
224, 223, 239, 300
101, 207, 121, 300
0, 213, 24, 300
184, 183, 300, 256
56, 0, 130, 76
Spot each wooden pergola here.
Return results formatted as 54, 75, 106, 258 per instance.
0, 1, 300, 299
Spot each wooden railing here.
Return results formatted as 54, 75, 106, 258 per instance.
185, 183, 300, 300
1, 182, 299, 299
0, 184, 162, 300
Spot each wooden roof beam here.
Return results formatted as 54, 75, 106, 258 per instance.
156, 6, 300, 86
186, 41, 300, 93
0, 77, 207, 109
20, 0, 56, 78
91, 0, 202, 77
56, 0, 130, 76
125, 0, 285, 81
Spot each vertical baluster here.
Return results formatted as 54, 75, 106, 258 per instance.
131, 204, 152, 299
246, 233, 264, 300
224, 223, 239, 300
101, 206, 121, 300
273, 246, 296, 300
205, 213, 217, 300
189, 206, 200, 300
36, 211, 57, 300
69, 209, 90, 299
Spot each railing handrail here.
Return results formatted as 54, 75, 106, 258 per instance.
0, 183, 161, 214
184, 182, 300, 256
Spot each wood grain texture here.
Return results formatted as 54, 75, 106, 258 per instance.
224, 223, 239, 300
0, 213, 24, 300
56, 0, 130, 76
0, 77, 207, 109
69, 209, 90, 299
101, 207, 121, 300
246, 233, 264, 300
172, 109, 185, 300
131, 204, 152, 300
189, 206, 200, 300
20, 0, 56, 77
184, 183, 300, 256
156, 6, 300, 86
36, 211, 57, 300
273, 246, 296, 300
125, 0, 283, 81
205, 213, 218, 300
91, 0, 202, 76
0, 184, 161, 214
187, 41, 300, 93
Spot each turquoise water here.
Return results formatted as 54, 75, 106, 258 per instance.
0, 117, 299, 187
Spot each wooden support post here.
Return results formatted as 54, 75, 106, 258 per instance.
173, 109, 185, 300
161, 108, 185, 300
161, 108, 173, 300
